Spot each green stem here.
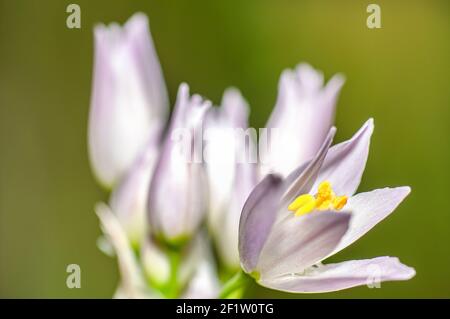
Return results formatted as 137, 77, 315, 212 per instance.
219, 270, 250, 299
165, 248, 180, 298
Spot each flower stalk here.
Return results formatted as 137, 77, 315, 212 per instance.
163, 247, 181, 298
219, 271, 250, 299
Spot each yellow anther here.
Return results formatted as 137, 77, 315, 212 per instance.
332, 195, 348, 210
316, 199, 332, 211
287, 194, 316, 216
288, 181, 348, 217
316, 181, 334, 210
317, 181, 333, 199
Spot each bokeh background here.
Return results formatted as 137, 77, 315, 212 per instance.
0, 0, 449, 298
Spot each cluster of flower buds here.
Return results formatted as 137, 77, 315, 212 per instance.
88, 13, 414, 298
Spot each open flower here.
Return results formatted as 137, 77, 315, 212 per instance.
88, 13, 168, 188
148, 84, 211, 244
259, 63, 344, 177
204, 88, 258, 270
239, 119, 415, 293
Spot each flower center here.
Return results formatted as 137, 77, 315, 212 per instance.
287, 181, 348, 217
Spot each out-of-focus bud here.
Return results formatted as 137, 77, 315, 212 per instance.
109, 138, 158, 248
259, 63, 345, 177
88, 13, 168, 188
147, 84, 210, 245
204, 88, 258, 271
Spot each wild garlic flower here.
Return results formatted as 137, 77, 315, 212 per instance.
239, 120, 415, 293
88, 13, 168, 188
88, 12, 415, 299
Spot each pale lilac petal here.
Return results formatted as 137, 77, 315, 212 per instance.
281, 127, 336, 207
88, 13, 168, 188
221, 87, 249, 128
257, 212, 351, 280
259, 64, 344, 177
238, 174, 284, 273
330, 187, 411, 256
205, 89, 257, 269
109, 139, 158, 246
148, 84, 210, 242
323, 73, 345, 107
312, 119, 374, 196
204, 90, 249, 224
124, 13, 169, 121
260, 256, 415, 293
218, 158, 257, 270
296, 63, 324, 90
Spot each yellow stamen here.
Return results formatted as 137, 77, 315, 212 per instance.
287, 194, 316, 216
288, 180, 348, 216
316, 199, 332, 211
332, 195, 348, 210
317, 181, 333, 199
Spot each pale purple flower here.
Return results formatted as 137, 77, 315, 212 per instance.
88, 13, 168, 188
109, 138, 159, 247
239, 119, 415, 293
204, 88, 258, 270
148, 84, 211, 243
259, 63, 344, 177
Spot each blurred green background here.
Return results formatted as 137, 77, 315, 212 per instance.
0, 0, 449, 298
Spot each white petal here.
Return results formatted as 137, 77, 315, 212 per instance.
124, 13, 169, 122
260, 256, 415, 293
109, 140, 158, 246
281, 127, 335, 207
257, 212, 351, 280
204, 103, 242, 227
259, 63, 344, 177
88, 13, 168, 188
330, 187, 411, 256
148, 84, 210, 241
217, 159, 257, 270
204, 88, 257, 269
312, 119, 374, 196
221, 87, 250, 128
